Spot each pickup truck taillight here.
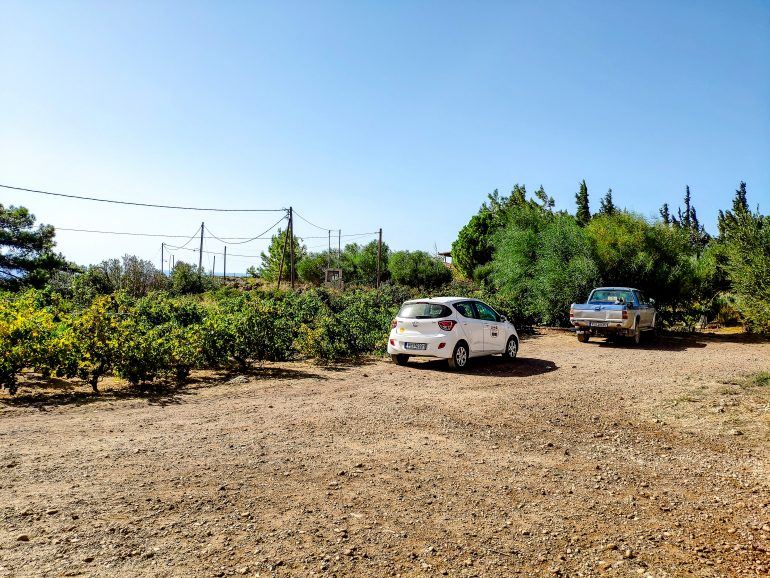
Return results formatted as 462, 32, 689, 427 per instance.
569, 307, 574, 319
622, 309, 628, 320
437, 320, 457, 331
391, 319, 398, 329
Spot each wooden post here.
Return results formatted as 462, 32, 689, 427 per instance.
289, 207, 295, 289
198, 222, 204, 276
223, 246, 227, 282
161, 242, 164, 275
212, 255, 216, 278
376, 228, 382, 288
277, 210, 289, 289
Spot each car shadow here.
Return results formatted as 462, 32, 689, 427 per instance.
406, 355, 558, 377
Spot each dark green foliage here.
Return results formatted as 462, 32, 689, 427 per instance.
599, 189, 616, 216
258, 228, 306, 281
575, 180, 591, 226
716, 183, 769, 332
534, 186, 555, 210
660, 203, 671, 225
298, 241, 390, 287
451, 185, 534, 280
492, 205, 598, 325
451, 210, 498, 279
388, 251, 452, 288
0, 204, 71, 289
586, 213, 699, 309
297, 252, 329, 285
170, 261, 206, 295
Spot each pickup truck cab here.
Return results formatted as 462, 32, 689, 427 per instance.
570, 287, 656, 345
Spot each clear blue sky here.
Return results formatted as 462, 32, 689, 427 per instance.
1, 1, 768, 272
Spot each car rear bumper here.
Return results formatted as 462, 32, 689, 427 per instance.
387, 333, 454, 358
573, 321, 634, 335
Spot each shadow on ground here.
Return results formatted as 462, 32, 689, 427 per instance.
407, 355, 558, 377
1, 365, 331, 410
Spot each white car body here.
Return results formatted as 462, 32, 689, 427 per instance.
387, 297, 519, 369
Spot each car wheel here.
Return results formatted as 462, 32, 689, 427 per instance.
631, 321, 641, 346
577, 333, 589, 343
391, 354, 409, 366
503, 336, 518, 360
447, 342, 469, 370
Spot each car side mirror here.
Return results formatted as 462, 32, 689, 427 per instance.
499, 315, 507, 322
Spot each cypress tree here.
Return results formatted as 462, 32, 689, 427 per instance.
575, 180, 591, 226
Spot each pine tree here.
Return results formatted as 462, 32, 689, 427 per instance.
0, 204, 71, 288
599, 188, 616, 215
575, 180, 591, 226
534, 185, 555, 210
733, 181, 749, 213
659, 203, 671, 225
719, 181, 753, 236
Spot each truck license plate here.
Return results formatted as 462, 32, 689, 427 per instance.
404, 342, 427, 350
590, 321, 608, 327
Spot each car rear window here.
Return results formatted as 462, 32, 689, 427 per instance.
398, 302, 452, 319
589, 289, 635, 304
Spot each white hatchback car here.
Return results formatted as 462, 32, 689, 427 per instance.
387, 297, 519, 369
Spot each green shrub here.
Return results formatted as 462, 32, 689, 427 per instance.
388, 251, 452, 288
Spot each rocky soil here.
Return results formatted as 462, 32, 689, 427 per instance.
1, 330, 768, 577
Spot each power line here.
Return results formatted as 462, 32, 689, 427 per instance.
293, 209, 332, 231
165, 228, 208, 251
56, 227, 208, 239
166, 245, 259, 259
297, 231, 379, 240
204, 214, 286, 245
0, 183, 285, 212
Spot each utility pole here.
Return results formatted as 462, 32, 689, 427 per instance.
161, 242, 164, 275
327, 229, 331, 271
212, 255, 216, 278
338, 229, 341, 267
223, 246, 227, 282
289, 206, 295, 289
277, 210, 289, 290
376, 228, 382, 288
198, 222, 204, 276
171, 255, 174, 271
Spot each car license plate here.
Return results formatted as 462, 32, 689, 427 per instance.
404, 342, 427, 350
590, 321, 608, 327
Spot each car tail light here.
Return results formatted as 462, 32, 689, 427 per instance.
622, 308, 628, 320
437, 320, 456, 332
391, 319, 397, 329
569, 307, 574, 319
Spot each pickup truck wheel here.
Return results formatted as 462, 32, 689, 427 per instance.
577, 333, 589, 343
631, 323, 641, 346
391, 354, 409, 366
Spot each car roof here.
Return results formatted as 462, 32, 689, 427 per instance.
403, 296, 477, 304
592, 287, 640, 292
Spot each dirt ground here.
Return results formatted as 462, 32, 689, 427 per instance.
1, 330, 769, 577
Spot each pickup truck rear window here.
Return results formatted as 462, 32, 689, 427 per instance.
398, 303, 452, 319
589, 289, 635, 305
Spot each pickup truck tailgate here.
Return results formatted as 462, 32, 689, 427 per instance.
572, 304, 625, 322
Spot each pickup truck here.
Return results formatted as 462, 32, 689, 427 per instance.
570, 287, 656, 345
